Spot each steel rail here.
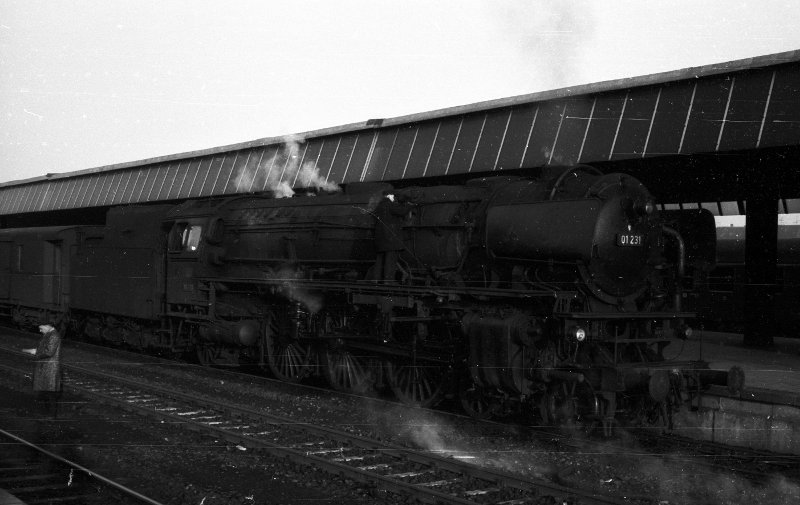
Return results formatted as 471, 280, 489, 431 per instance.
634, 430, 800, 480
4, 334, 797, 501
63, 364, 619, 505
49, 357, 629, 505
0, 344, 629, 504
3, 334, 795, 498
0, 427, 165, 505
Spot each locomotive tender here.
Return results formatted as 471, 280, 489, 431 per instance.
0, 165, 742, 431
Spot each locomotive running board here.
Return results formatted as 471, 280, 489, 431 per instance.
556, 311, 696, 320
201, 276, 565, 300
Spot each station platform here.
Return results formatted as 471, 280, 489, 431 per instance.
689, 331, 800, 400
0, 489, 25, 505
671, 331, 800, 454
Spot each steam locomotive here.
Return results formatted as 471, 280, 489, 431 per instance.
0, 165, 743, 432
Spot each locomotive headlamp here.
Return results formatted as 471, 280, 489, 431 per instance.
573, 327, 586, 342
635, 199, 656, 216
675, 324, 693, 339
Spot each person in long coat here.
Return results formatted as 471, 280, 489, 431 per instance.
374, 191, 413, 283
22, 322, 63, 418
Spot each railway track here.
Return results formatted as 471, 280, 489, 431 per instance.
548, 421, 800, 487
0, 426, 163, 505
4, 332, 798, 503
632, 430, 800, 481
0, 348, 630, 505
64, 365, 633, 505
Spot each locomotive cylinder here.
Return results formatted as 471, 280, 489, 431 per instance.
198, 320, 260, 346
463, 312, 537, 394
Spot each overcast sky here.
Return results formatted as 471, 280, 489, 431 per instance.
2, 0, 799, 184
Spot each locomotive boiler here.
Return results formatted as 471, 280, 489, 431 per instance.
0, 165, 742, 432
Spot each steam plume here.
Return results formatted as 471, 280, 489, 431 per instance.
233, 135, 341, 198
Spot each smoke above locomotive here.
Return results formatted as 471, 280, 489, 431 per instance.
232, 135, 341, 198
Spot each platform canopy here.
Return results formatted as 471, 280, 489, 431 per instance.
1, 50, 799, 216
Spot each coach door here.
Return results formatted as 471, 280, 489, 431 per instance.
0, 242, 10, 299
42, 240, 62, 307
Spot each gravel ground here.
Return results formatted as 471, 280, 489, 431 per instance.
0, 382, 399, 504
3, 332, 800, 504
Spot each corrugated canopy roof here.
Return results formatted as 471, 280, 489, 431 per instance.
2, 50, 799, 216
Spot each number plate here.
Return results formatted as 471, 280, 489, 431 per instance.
616, 234, 643, 247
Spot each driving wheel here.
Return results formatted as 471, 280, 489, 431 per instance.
385, 358, 446, 407
321, 341, 376, 394
264, 310, 312, 382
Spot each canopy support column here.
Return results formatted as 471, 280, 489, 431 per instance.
743, 168, 778, 348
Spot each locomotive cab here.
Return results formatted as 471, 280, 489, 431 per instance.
164, 201, 221, 312
164, 223, 205, 321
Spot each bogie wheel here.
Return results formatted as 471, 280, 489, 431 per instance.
539, 381, 577, 427
385, 358, 446, 408
459, 376, 501, 420
321, 342, 376, 394
195, 343, 223, 366
634, 396, 673, 433
264, 312, 312, 382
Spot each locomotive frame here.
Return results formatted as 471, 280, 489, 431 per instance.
0, 166, 743, 433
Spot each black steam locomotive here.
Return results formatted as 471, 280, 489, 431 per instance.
0, 166, 742, 432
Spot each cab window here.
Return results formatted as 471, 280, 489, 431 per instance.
182, 225, 202, 251
170, 223, 203, 252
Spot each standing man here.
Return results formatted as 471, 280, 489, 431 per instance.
22, 321, 63, 418
374, 190, 413, 284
